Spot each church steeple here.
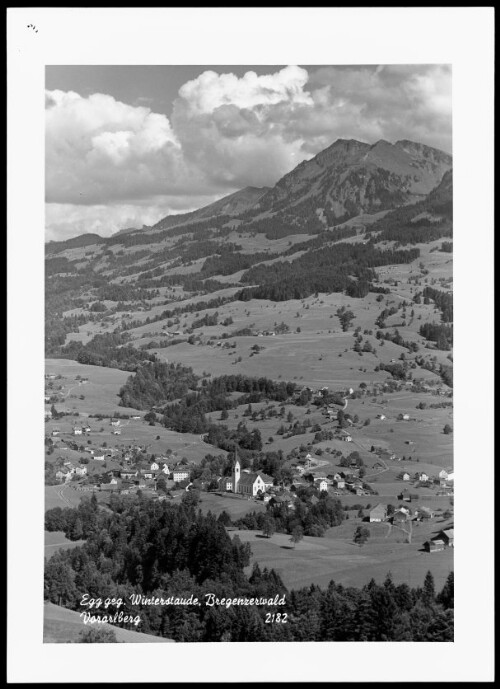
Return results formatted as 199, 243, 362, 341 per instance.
233, 446, 240, 493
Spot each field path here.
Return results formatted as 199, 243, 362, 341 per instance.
56, 484, 74, 507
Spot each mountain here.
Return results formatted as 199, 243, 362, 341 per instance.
253, 138, 452, 221
150, 185, 270, 234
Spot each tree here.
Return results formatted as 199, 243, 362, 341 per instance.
290, 526, 304, 548
353, 526, 370, 545
437, 571, 454, 609
422, 571, 436, 607
443, 424, 453, 435
262, 516, 276, 539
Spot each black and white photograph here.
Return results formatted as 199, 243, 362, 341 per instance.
7, 7, 494, 683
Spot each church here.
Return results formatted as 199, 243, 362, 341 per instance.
220, 458, 274, 497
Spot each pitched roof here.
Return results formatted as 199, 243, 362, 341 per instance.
238, 472, 262, 486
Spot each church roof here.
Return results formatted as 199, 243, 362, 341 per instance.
238, 472, 262, 486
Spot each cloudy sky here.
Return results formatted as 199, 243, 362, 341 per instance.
45, 64, 452, 241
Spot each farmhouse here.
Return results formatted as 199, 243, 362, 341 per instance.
150, 461, 160, 471
315, 479, 328, 493
74, 466, 87, 476
369, 504, 387, 522
438, 528, 454, 547
110, 419, 121, 426
51, 429, 60, 437
73, 426, 83, 436
415, 506, 434, 520
392, 508, 411, 524
376, 414, 387, 420
425, 538, 445, 552
340, 431, 353, 442
402, 472, 410, 481
172, 468, 190, 482
402, 414, 410, 421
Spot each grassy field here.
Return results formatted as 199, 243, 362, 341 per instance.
197, 491, 267, 518
45, 484, 85, 511
43, 602, 174, 643
45, 359, 140, 415
231, 517, 453, 591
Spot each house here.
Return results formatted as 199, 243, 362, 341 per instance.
93, 453, 105, 461
402, 472, 410, 481
377, 414, 386, 420
150, 461, 160, 471
74, 466, 87, 476
51, 429, 60, 437
425, 538, 445, 552
334, 478, 346, 489
219, 475, 234, 492
172, 468, 190, 483
112, 430, 121, 436
369, 504, 387, 522
110, 419, 121, 426
438, 528, 454, 547
73, 426, 83, 436
161, 464, 170, 476
415, 506, 434, 520
315, 479, 328, 493
392, 508, 411, 524
438, 469, 449, 480
418, 472, 429, 482
56, 469, 72, 483
446, 471, 454, 482
340, 432, 353, 442
120, 470, 137, 480
402, 414, 410, 421
83, 425, 91, 433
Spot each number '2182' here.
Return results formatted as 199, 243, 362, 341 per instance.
265, 612, 288, 623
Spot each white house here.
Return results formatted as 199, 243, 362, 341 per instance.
402, 414, 410, 421
74, 466, 88, 476
419, 472, 429, 482
51, 429, 60, 436
73, 426, 83, 436
161, 464, 170, 476
110, 419, 121, 426
315, 479, 329, 493
94, 453, 105, 461
150, 461, 159, 471
377, 414, 386, 420
172, 468, 190, 482
438, 469, 449, 480
402, 472, 410, 481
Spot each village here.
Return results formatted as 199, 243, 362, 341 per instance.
45, 366, 454, 560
